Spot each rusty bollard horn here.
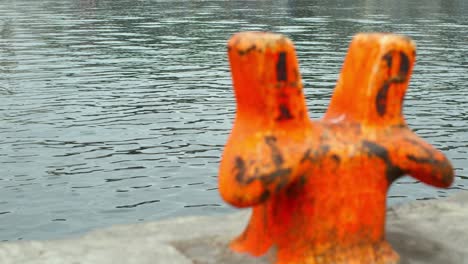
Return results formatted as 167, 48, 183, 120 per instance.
218, 32, 454, 264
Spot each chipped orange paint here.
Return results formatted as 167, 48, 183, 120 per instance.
218, 32, 454, 264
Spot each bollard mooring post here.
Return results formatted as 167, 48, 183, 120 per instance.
218, 32, 454, 264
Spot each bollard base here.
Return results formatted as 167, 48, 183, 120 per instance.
275, 241, 399, 264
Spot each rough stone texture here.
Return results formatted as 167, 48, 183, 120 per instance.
1, 191, 467, 264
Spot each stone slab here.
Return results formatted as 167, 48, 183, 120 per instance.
1, 191, 467, 264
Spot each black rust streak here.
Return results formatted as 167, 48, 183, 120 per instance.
233, 137, 292, 190
276, 104, 294, 121
301, 145, 330, 164
403, 138, 434, 157
234, 156, 248, 184
398, 51, 410, 77
260, 168, 292, 185
362, 140, 404, 183
406, 154, 435, 164
300, 149, 312, 163
403, 137, 439, 165
238, 44, 257, 56
276, 52, 287, 81
259, 190, 271, 203
381, 50, 411, 79
376, 82, 390, 116
375, 51, 411, 117
265, 136, 284, 168
331, 154, 341, 163
383, 52, 393, 68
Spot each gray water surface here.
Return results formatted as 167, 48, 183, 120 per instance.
0, 0, 467, 241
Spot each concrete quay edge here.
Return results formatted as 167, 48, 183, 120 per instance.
1, 191, 467, 264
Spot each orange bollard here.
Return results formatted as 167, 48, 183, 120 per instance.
219, 32, 454, 264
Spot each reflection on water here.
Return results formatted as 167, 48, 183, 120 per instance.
0, 0, 467, 240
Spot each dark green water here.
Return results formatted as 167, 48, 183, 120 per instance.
0, 0, 467, 240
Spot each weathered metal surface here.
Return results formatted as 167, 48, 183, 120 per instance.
218, 32, 454, 264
